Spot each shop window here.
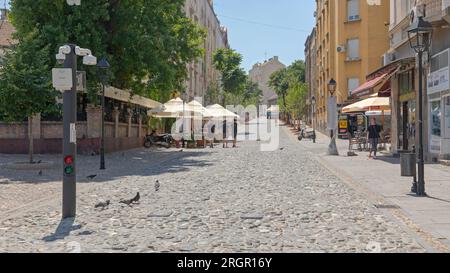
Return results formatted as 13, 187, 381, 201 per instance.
430, 100, 441, 138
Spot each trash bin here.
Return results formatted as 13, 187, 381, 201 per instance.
400, 152, 416, 177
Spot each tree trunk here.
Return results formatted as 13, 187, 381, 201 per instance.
28, 116, 34, 164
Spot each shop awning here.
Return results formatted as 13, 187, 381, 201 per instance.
105, 87, 162, 109
342, 97, 390, 113
351, 73, 389, 98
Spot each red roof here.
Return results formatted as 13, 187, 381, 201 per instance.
351, 73, 388, 97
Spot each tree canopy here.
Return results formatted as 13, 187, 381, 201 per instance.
212, 48, 262, 106
8, 0, 206, 103
0, 31, 57, 121
268, 60, 306, 112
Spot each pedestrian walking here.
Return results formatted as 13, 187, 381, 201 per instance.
233, 117, 238, 148
367, 117, 382, 159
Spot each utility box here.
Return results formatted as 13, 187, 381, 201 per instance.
401, 152, 416, 177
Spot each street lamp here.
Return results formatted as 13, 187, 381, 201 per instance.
407, 15, 433, 197
327, 78, 339, 155
97, 58, 110, 170
311, 96, 316, 143
328, 78, 337, 96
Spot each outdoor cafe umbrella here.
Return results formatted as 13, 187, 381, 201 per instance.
206, 104, 240, 119
149, 97, 202, 118
342, 97, 390, 114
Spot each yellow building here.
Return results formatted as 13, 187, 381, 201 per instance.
313, 0, 390, 131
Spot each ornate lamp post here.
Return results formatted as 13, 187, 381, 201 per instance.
97, 58, 110, 170
327, 79, 339, 155
407, 15, 433, 197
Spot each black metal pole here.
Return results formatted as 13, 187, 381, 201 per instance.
417, 51, 426, 197
100, 82, 105, 170
62, 44, 77, 219
312, 104, 316, 143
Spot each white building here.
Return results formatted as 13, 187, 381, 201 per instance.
248, 56, 286, 106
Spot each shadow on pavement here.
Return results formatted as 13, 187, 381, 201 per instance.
0, 148, 214, 185
42, 217, 80, 242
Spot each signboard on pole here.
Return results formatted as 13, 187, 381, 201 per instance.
327, 96, 337, 130
76, 71, 86, 92
52, 68, 73, 90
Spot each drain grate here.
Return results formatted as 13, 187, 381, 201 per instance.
374, 204, 401, 209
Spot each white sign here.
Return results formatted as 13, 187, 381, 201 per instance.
76, 71, 86, 91
327, 96, 337, 130
70, 123, 77, 144
428, 67, 449, 95
52, 68, 73, 90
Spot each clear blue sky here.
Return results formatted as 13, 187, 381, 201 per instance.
213, 0, 316, 72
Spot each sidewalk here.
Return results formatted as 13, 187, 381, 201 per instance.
288, 124, 450, 251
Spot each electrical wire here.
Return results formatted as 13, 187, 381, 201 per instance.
216, 14, 310, 33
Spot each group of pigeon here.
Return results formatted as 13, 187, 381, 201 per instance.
94, 180, 161, 210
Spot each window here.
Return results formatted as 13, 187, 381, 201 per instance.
348, 78, 360, 96
347, 0, 360, 21
347, 38, 360, 60
430, 100, 441, 138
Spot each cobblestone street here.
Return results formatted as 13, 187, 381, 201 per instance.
0, 122, 427, 253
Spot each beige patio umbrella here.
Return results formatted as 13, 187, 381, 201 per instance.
187, 100, 213, 119
342, 97, 390, 114
149, 97, 202, 118
206, 104, 240, 119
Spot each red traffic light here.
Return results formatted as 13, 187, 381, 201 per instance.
64, 156, 74, 165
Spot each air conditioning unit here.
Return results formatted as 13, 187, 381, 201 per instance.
383, 52, 396, 65
337, 45, 346, 53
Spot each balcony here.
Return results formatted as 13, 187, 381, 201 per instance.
421, 0, 450, 25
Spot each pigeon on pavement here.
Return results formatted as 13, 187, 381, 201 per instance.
95, 200, 110, 209
120, 192, 140, 206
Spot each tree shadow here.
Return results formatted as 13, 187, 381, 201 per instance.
42, 217, 81, 242
0, 148, 215, 185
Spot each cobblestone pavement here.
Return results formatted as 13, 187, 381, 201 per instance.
0, 122, 427, 253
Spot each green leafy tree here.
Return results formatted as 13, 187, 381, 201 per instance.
213, 48, 247, 103
268, 68, 289, 110
285, 82, 308, 121
268, 60, 306, 121
9, 0, 206, 102
0, 32, 58, 163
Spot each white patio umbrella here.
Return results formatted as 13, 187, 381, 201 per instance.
187, 100, 213, 119
206, 104, 240, 119
149, 97, 202, 118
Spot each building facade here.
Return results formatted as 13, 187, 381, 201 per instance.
184, 0, 229, 103
311, 0, 390, 131
305, 27, 317, 126
248, 56, 286, 106
383, 0, 450, 161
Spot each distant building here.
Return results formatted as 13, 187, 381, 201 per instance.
305, 27, 317, 126
184, 0, 229, 103
0, 9, 18, 59
248, 56, 286, 106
